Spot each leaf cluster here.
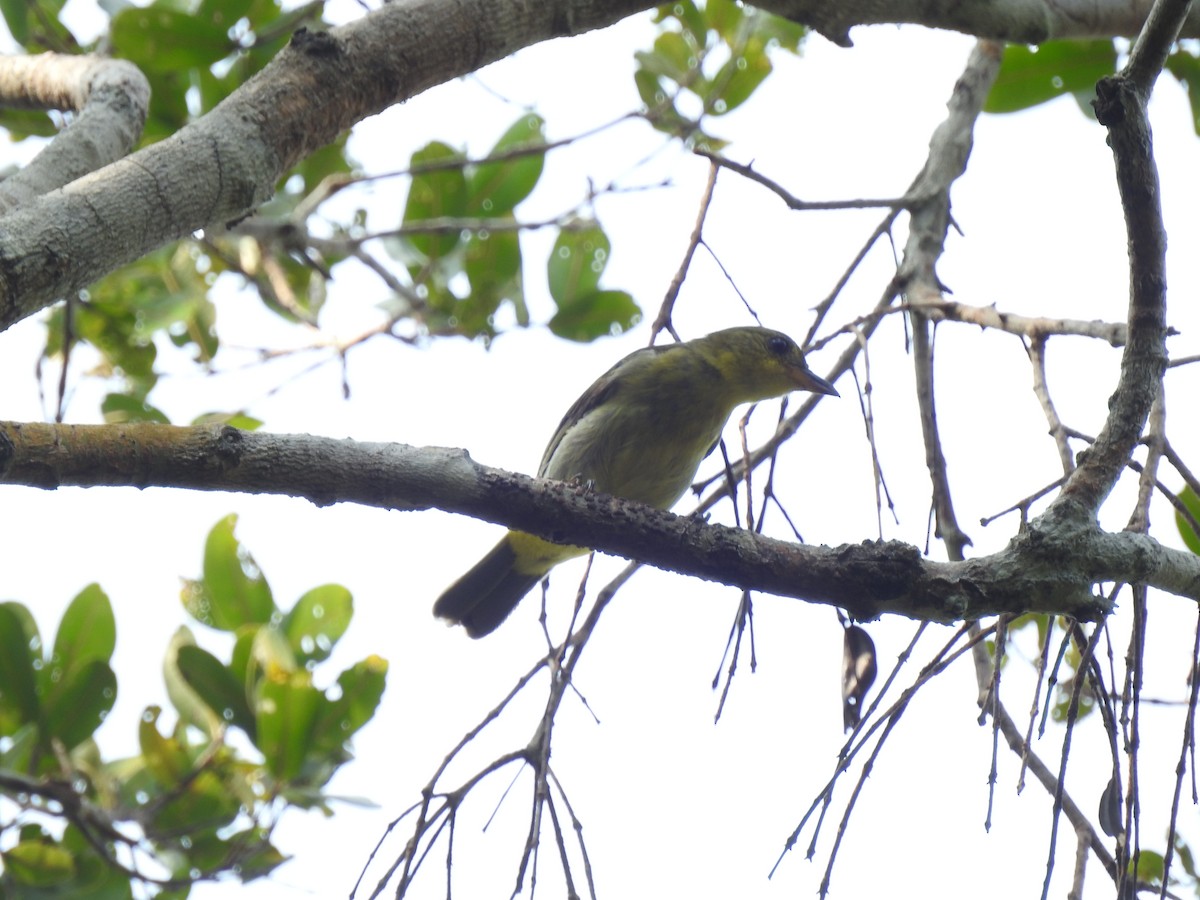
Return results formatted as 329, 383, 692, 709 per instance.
635, 0, 805, 149
986, 37, 1200, 132
391, 114, 640, 341
0, 516, 386, 896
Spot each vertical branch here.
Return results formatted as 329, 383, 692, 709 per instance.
910, 320, 970, 557
899, 38, 1001, 563
900, 41, 1000, 708
1058, 0, 1185, 515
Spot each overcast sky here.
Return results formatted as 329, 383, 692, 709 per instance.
2, 3, 1199, 899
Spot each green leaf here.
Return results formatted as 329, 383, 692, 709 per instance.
466, 227, 522, 290
1, 723, 39, 771
459, 228, 527, 333
49, 584, 116, 683
111, 5, 234, 71
152, 769, 241, 833
256, 671, 322, 780
0, 0, 75, 52
283, 585, 353, 666
0, 107, 58, 140
634, 67, 669, 110
1176, 484, 1200, 555
0, 0, 29, 45
163, 627, 224, 736
190, 411, 264, 430
189, 514, 277, 631
706, 0, 744, 40
467, 114, 546, 216
0, 602, 40, 650
549, 289, 642, 343
48, 241, 224, 408
308, 655, 388, 757
252, 623, 299, 675
0, 603, 41, 728
138, 705, 192, 782
1131, 848, 1165, 884
225, 830, 288, 879
752, 8, 806, 51
1165, 49, 1200, 135
656, 0, 708, 48
710, 41, 772, 115
197, 0, 258, 22
41, 660, 116, 750
3, 836, 76, 887
985, 40, 1117, 114
643, 30, 696, 84
402, 141, 468, 260
230, 626, 258, 693
547, 223, 611, 305
59, 823, 137, 900
176, 644, 257, 739
139, 70, 192, 143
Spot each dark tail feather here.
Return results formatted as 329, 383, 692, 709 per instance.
433, 537, 544, 638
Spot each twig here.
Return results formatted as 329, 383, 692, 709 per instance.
1040, 624, 1104, 900
1027, 336, 1076, 475
694, 149, 909, 211
651, 158, 719, 339
1159, 603, 1200, 899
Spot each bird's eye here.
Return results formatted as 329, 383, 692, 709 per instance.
767, 335, 791, 356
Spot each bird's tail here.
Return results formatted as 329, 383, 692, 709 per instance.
432, 536, 545, 638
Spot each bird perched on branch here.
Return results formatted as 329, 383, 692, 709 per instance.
433, 326, 838, 637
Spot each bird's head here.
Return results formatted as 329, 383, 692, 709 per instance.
698, 327, 839, 404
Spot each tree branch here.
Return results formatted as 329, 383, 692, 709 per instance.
905, 39, 1003, 559
1058, 0, 1183, 515
0, 54, 149, 212
0, 0, 653, 333
754, 0, 1200, 48
3, 421, 1198, 621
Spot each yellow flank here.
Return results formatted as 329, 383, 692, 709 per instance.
432, 326, 838, 638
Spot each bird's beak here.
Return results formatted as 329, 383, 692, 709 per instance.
792, 366, 839, 397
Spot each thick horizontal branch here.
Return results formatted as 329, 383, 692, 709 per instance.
3, 422, 1198, 620
757, 0, 1200, 47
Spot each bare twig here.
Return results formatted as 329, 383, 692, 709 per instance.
1040, 624, 1104, 900
1027, 336, 1076, 475
651, 159, 720, 339
693, 149, 908, 212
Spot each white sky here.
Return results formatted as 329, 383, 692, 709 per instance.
2, 3, 1199, 899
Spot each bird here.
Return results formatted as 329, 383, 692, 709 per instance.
433, 326, 838, 637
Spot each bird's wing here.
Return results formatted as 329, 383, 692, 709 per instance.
537, 343, 674, 477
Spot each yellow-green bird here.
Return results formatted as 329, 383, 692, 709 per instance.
433, 326, 838, 637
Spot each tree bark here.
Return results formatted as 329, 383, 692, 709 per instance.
3, 421, 1198, 621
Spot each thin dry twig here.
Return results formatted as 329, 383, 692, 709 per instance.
651, 158, 720, 339
1040, 625, 1105, 900
1159, 604, 1200, 899
1028, 336, 1076, 475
